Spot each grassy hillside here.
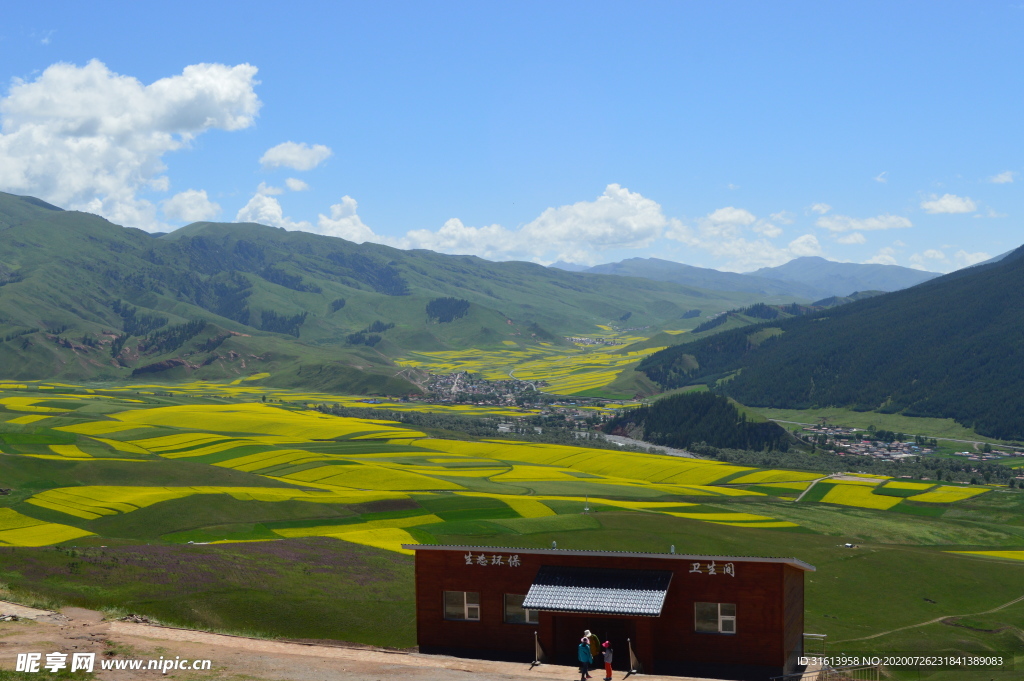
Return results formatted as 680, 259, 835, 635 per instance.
0, 380, 1020, 678
0, 192, 767, 391
638, 247, 1024, 440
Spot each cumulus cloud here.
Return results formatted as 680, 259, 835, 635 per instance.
836, 232, 866, 245
788, 234, 823, 257
666, 207, 820, 271
816, 213, 912, 232
810, 203, 831, 215
909, 247, 990, 272
162, 189, 220, 223
315, 197, 377, 243
255, 181, 283, 196
865, 247, 898, 266
988, 171, 1015, 184
259, 141, 332, 171
0, 59, 260, 230
920, 193, 976, 214
954, 250, 991, 267
285, 178, 309, 191
402, 218, 521, 260
770, 211, 794, 224
518, 183, 666, 249
229, 182, 820, 271
235, 192, 311, 231
753, 222, 783, 238
396, 184, 667, 263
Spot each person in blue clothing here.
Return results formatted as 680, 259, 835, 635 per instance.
577, 636, 593, 681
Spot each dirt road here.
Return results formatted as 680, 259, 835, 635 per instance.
0, 601, 708, 681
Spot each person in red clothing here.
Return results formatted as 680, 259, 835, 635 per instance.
601, 640, 613, 681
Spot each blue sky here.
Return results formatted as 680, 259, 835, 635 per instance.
0, 2, 1020, 272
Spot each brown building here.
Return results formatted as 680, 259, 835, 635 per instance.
405, 544, 814, 681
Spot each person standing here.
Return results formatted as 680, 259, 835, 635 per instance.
601, 641, 613, 681
585, 629, 601, 662
577, 637, 593, 681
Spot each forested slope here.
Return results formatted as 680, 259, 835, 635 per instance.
638, 246, 1024, 439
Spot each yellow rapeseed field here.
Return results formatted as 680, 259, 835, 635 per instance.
819, 484, 902, 510
730, 470, 821, 484
948, 550, 1024, 561
0, 508, 95, 546
882, 481, 935, 490
910, 486, 988, 503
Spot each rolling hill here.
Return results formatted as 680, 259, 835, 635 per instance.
637, 246, 1024, 439
0, 192, 768, 389
750, 256, 939, 297
580, 257, 823, 298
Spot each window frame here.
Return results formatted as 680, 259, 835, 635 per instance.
443, 591, 481, 621
503, 593, 539, 625
694, 602, 737, 634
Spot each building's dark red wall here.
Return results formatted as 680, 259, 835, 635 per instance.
413, 548, 806, 678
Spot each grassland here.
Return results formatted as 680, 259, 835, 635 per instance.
755, 405, 1016, 446
1, 379, 1022, 678
396, 333, 660, 397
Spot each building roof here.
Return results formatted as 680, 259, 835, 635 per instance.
401, 544, 816, 572
522, 565, 672, 617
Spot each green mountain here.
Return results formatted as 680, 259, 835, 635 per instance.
583, 257, 823, 298
604, 391, 794, 452
0, 192, 766, 390
750, 256, 939, 297
637, 247, 1024, 439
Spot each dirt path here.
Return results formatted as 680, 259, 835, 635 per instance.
1, 601, 711, 681
794, 475, 834, 502
830, 593, 1024, 643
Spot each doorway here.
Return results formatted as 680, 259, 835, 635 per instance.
552, 614, 635, 668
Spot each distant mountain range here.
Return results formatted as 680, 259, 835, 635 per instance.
750, 256, 939, 297
638, 246, 1024, 440
0, 192, 767, 388
553, 256, 939, 299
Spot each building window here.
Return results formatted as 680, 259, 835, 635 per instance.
444, 591, 480, 621
503, 594, 539, 624
694, 602, 736, 634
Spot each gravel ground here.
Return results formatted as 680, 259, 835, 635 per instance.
0, 601, 708, 681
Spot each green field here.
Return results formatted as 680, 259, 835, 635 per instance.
755, 405, 1020, 446
1, 379, 1022, 679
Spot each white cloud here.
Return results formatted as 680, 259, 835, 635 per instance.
285, 177, 309, 192
954, 250, 990, 267
403, 218, 521, 260
518, 183, 666, 249
874, 171, 888, 183
988, 170, 1015, 184
865, 247, 898, 266
315, 196, 378, 243
816, 213, 912, 232
810, 203, 831, 215
397, 184, 667, 263
753, 222, 783, 238
788, 234, 823, 257
0, 59, 260, 231
908, 247, 990, 272
666, 205, 821, 271
259, 141, 332, 171
920, 193, 976, 214
836, 232, 866, 245
235, 192, 312, 231
162, 189, 220, 223
256, 181, 283, 196
770, 211, 794, 224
